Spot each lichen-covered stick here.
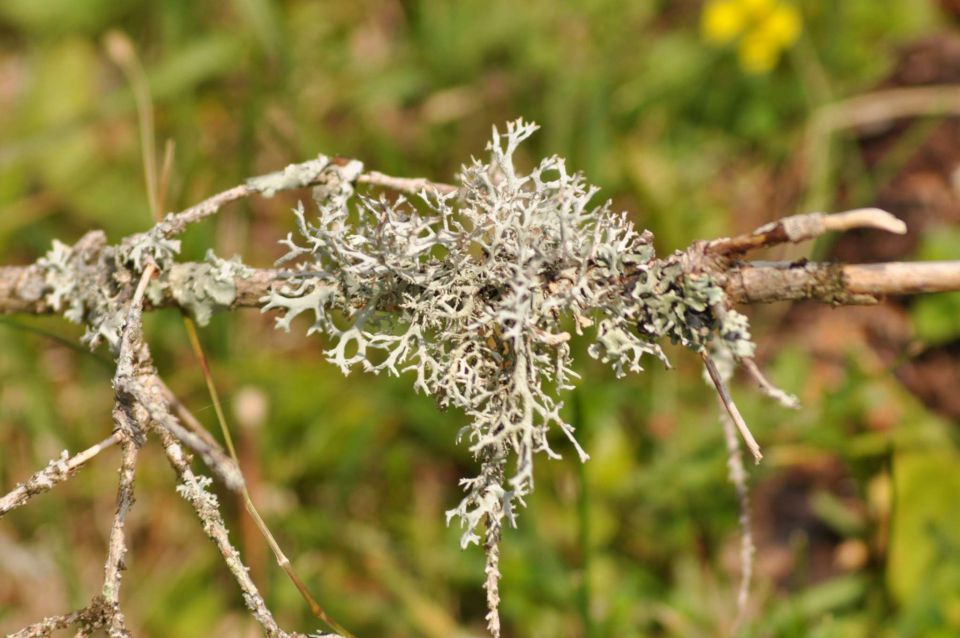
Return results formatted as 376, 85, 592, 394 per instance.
156, 426, 320, 638
6, 256, 960, 318
0, 434, 119, 518
99, 263, 158, 638
7, 604, 100, 638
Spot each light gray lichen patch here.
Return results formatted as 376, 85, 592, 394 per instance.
260, 120, 758, 634
149, 251, 253, 326
37, 225, 183, 351
246, 154, 364, 198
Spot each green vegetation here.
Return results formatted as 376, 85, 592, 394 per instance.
1, 1, 958, 636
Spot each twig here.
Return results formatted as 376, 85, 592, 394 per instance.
7, 608, 88, 638
726, 260, 960, 304
160, 160, 452, 239
741, 358, 800, 410
135, 374, 245, 491
357, 170, 458, 196
160, 184, 254, 236
157, 380, 225, 451
482, 453, 506, 638
5, 257, 960, 316
96, 263, 156, 637
156, 427, 315, 638
0, 435, 120, 518
179, 318, 355, 638
7, 596, 123, 638
702, 352, 763, 464
99, 441, 138, 636
719, 405, 754, 635
706, 208, 905, 255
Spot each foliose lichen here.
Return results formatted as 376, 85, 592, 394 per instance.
148, 250, 253, 326
37, 222, 250, 350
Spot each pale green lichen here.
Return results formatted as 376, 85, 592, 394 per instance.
150, 251, 253, 326
37, 223, 255, 349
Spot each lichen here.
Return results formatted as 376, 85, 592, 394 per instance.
262, 119, 758, 634
37, 225, 184, 351
245, 154, 364, 198
151, 250, 253, 326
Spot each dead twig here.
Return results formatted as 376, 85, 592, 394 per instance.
719, 405, 754, 635
357, 170, 458, 196
0, 434, 120, 517
702, 352, 763, 464
706, 208, 905, 255
156, 426, 319, 638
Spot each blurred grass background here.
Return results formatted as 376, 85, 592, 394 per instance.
2, 1, 960, 636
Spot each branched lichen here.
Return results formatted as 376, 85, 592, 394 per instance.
262, 119, 758, 632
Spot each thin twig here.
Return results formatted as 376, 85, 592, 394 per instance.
706, 208, 905, 255
156, 427, 313, 638
741, 358, 800, 410
0, 434, 120, 517
7, 607, 88, 638
130, 374, 245, 491
161, 184, 254, 236
718, 404, 754, 635
180, 318, 356, 638
100, 441, 138, 621
97, 263, 156, 633
8, 597, 126, 638
357, 170, 458, 196
702, 352, 763, 463
157, 380, 224, 451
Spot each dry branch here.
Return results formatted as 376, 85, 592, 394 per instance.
4, 258, 960, 318
705, 207, 906, 255
726, 260, 960, 304
0, 434, 119, 517
156, 427, 312, 638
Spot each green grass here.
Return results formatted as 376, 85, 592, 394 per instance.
1, 1, 958, 636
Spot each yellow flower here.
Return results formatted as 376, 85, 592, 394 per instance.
739, 0, 776, 16
702, 0, 747, 45
700, 0, 802, 74
757, 4, 801, 48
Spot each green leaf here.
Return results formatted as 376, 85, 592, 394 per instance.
888, 450, 960, 607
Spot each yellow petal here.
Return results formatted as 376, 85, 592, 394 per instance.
702, 0, 746, 44
739, 0, 776, 18
737, 32, 780, 73
758, 4, 802, 47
